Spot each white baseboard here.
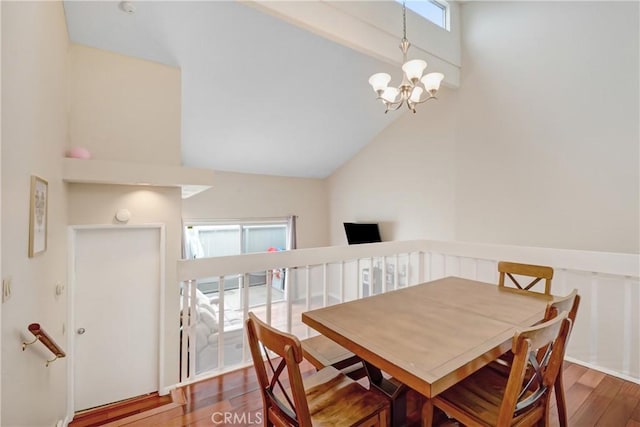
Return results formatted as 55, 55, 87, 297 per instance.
58, 415, 72, 427
159, 385, 174, 396
565, 356, 640, 385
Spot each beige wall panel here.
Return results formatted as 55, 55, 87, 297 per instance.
68, 44, 181, 166
183, 171, 330, 249
327, 87, 458, 246
1, 2, 70, 425
455, 2, 639, 253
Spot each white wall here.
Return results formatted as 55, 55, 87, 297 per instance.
1, 3, 4, 422
327, 87, 458, 246
67, 45, 183, 393
69, 44, 181, 165
182, 171, 330, 249
1, 12, 185, 424
328, 1, 639, 254
1, 2, 69, 425
455, 1, 639, 253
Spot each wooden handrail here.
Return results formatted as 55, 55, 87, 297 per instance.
22, 323, 66, 366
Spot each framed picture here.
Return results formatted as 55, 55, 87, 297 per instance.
29, 175, 48, 257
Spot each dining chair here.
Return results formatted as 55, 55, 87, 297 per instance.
422, 310, 572, 427
301, 335, 367, 380
302, 336, 411, 426
542, 290, 581, 427
246, 312, 390, 427
494, 261, 554, 372
490, 289, 580, 427
498, 261, 554, 295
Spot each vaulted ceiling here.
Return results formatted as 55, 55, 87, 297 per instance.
63, 1, 401, 178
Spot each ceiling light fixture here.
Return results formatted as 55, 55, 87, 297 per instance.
119, 1, 136, 15
368, 1, 444, 113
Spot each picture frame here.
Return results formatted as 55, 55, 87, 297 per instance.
29, 175, 48, 257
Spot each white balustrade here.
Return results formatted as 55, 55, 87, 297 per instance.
178, 240, 639, 385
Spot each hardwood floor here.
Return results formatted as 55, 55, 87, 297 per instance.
554, 363, 640, 427
77, 361, 640, 426
69, 392, 174, 427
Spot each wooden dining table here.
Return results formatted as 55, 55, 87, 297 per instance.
302, 276, 553, 423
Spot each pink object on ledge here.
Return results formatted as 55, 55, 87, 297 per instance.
66, 147, 92, 159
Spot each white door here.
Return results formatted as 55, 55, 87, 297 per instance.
73, 227, 161, 411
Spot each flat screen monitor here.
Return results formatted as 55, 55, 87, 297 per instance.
343, 222, 382, 245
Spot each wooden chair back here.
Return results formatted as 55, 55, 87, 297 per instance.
246, 312, 312, 426
498, 261, 554, 295
545, 289, 580, 325
544, 289, 580, 427
498, 311, 572, 425
537, 289, 580, 358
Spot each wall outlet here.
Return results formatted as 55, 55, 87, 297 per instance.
55, 282, 65, 297
2, 276, 12, 303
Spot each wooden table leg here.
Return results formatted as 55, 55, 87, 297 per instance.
365, 361, 408, 427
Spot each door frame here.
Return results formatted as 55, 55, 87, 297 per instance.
66, 224, 166, 420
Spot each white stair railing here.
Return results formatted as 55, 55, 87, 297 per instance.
178, 240, 639, 384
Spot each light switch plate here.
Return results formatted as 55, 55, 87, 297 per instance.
2, 276, 12, 302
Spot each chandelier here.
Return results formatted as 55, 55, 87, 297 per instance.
368, 1, 444, 113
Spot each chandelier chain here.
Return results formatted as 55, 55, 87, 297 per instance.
402, 0, 407, 41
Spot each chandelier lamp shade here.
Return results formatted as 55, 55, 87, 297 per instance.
368, 1, 444, 113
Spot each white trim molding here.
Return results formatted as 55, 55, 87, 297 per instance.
244, 0, 462, 88
66, 224, 166, 421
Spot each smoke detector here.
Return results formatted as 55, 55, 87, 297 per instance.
119, 1, 136, 15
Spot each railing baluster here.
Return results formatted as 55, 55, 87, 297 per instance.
286, 268, 293, 334
305, 266, 311, 337
218, 275, 225, 369
369, 257, 374, 295
305, 266, 311, 311
443, 255, 447, 278
266, 270, 272, 326
393, 255, 399, 290
189, 279, 197, 379
340, 261, 345, 303
382, 256, 387, 294
427, 252, 432, 282
180, 280, 190, 381
623, 277, 632, 375
589, 273, 599, 365
357, 258, 362, 299
242, 273, 250, 363
418, 251, 425, 283
322, 263, 328, 307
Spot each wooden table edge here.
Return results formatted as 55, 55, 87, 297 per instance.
302, 312, 434, 397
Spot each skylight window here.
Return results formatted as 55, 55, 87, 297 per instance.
397, 0, 449, 30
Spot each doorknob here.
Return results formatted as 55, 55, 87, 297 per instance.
77, 328, 86, 335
